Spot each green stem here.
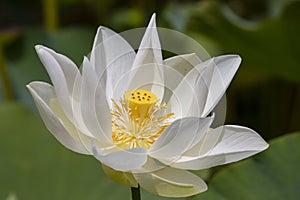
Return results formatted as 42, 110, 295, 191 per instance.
0, 42, 14, 101
131, 185, 141, 200
43, 0, 58, 31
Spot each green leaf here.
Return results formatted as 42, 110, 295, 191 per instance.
0, 103, 129, 200
194, 132, 300, 200
3, 103, 298, 199
110, 8, 146, 29
6, 28, 94, 108
143, 132, 300, 200
163, 2, 192, 31
188, 0, 300, 83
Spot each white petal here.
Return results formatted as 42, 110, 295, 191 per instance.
92, 145, 147, 172
166, 56, 209, 119
101, 164, 138, 187
167, 55, 241, 118
27, 81, 90, 154
35, 45, 81, 96
171, 125, 269, 170
89, 26, 136, 102
132, 156, 166, 174
164, 53, 201, 76
134, 167, 207, 197
127, 13, 164, 100
166, 73, 200, 119
149, 116, 214, 161
35, 45, 80, 120
80, 57, 112, 144
195, 55, 241, 117
163, 53, 201, 103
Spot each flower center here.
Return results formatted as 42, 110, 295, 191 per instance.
111, 89, 174, 149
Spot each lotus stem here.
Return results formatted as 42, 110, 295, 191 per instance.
131, 185, 141, 200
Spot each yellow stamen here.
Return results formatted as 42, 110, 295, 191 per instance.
111, 89, 174, 149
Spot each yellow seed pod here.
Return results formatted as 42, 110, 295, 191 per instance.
124, 89, 158, 121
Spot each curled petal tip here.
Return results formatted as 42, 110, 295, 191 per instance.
34, 44, 44, 51
34, 45, 50, 56
233, 54, 242, 63
95, 26, 104, 34
226, 54, 242, 63
148, 13, 157, 27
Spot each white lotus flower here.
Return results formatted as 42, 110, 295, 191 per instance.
27, 14, 268, 197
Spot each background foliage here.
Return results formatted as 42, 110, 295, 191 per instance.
1, 0, 299, 199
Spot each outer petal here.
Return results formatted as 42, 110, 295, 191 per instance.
166, 73, 200, 119
167, 55, 240, 118
80, 57, 112, 145
164, 53, 201, 76
195, 55, 241, 117
163, 53, 201, 102
35, 45, 80, 119
27, 81, 90, 154
132, 156, 166, 174
134, 167, 207, 197
101, 164, 138, 187
92, 146, 147, 172
149, 116, 214, 161
170, 125, 269, 170
127, 13, 164, 100
89, 26, 136, 103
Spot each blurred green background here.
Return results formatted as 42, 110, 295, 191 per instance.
1, 0, 300, 199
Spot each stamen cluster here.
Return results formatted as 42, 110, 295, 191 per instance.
111, 90, 174, 149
